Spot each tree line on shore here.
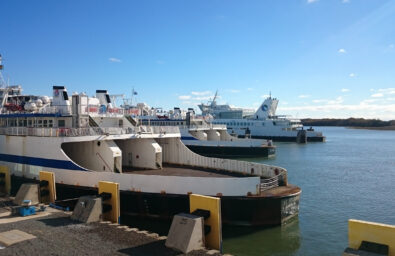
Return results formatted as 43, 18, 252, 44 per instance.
301, 118, 395, 127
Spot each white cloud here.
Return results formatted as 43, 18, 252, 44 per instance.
338, 48, 347, 53
312, 99, 327, 103
342, 0, 350, 3
349, 73, 356, 77
191, 91, 211, 96
278, 100, 395, 120
247, 88, 254, 91
228, 89, 240, 93
109, 57, 121, 63
371, 93, 384, 98
377, 88, 395, 94
178, 95, 191, 100
194, 96, 214, 101
261, 94, 270, 98
307, 0, 318, 3
341, 88, 350, 92
298, 94, 310, 98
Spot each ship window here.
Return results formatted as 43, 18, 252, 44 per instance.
48, 120, 53, 127
38, 120, 43, 127
273, 121, 276, 126
43, 120, 48, 127
23, 119, 27, 127
105, 94, 111, 103
262, 122, 265, 126
58, 120, 65, 127
18, 119, 23, 127
63, 91, 69, 101
28, 120, 33, 127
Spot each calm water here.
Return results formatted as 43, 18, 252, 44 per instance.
223, 127, 395, 256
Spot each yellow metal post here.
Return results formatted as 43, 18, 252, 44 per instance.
0, 165, 11, 195
349, 219, 395, 255
98, 181, 120, 223
39, 171, 56, 204
189, 194, 222, 251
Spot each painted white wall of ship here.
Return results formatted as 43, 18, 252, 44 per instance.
0, 134, 263, 196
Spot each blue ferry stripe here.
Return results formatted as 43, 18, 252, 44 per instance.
0, 153, 87, 171
181, 136, 198, 140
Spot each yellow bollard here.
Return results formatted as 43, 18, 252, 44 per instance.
0, 165, 11, 195
98, 181, 120, 223
189, 194, 222, 251
39, 171, 56, 204
348, 219, 395, 255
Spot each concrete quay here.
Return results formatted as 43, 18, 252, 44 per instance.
0, 197, 223, 256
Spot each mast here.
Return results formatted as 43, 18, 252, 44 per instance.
211, 90, 218, 107
0, 54, 6, 88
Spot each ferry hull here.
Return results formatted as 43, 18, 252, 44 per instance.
240, 135, 326, 142
11, 175, 300, 226
185, 145, 276, 158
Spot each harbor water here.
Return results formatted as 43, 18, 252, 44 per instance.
223, 126, 395, 255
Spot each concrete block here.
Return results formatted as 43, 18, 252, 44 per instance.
71, 196, 102, 223
13, 183, 39, 206
165, 213, 205, 254
0, 229, 36, 246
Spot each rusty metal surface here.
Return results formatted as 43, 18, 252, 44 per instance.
257, 185, 301, 198
123, 166, 236, 178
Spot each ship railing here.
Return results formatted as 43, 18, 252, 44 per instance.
151, 126, 180, 134
260, 170, 287, 192
0, 126, 140, 137
186, 123, 227, 130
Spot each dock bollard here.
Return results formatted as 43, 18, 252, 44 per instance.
39, 171, 56, 204
189, 194, 222, 252
98, 181, 120, 223
0, 165, 11, 195
345, 219, 395, 255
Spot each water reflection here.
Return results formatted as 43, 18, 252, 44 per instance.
223, 218, 301, 256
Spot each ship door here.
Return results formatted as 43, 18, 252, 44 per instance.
114, 156, 122, 173
128, 152, 133, 167
155, 152, 162, 169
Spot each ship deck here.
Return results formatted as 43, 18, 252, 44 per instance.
123, 164, 252, 178
259, 185, 301, 197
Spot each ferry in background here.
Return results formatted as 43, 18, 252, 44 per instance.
199, 91, 325, 142
135, 105, 276, 158
0, 55, 300, 226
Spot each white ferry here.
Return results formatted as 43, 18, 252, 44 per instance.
0, 58, 300, 226
199, 92, 325, 142
134, 105, 275, 158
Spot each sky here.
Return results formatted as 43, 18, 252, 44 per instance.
1, 0, 395, 120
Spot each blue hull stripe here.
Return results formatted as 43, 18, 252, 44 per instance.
0, 153, 86, 171
181, 136, 198, 141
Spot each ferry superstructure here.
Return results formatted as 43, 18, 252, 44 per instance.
134, 105, 275, 158
199, 93, 325, 142
0, 59, 300, 226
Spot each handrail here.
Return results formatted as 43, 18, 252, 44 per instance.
0, 125, 180, 137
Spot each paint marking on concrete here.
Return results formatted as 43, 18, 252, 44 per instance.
207, 249, 220, 255
0, 229, 36, 246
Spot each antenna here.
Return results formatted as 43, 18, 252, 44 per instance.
0, 54, 6, 88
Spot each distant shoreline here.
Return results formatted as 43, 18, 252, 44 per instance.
347, 126, 395, 131
301, 118, 395, 131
